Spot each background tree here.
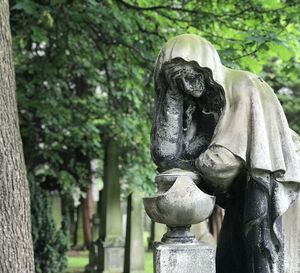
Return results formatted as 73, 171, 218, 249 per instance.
0, 0, 34, 272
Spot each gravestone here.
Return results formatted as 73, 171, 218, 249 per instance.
124, 193, 145, 273
76, 204, 84, 247
50, 193, 62, 230
98, 140, 124, 273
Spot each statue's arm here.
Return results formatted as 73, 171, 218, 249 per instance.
151, 88, 184, 170
195, 145, 243, 194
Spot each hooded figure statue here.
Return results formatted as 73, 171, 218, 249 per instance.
151, 34, 300, 273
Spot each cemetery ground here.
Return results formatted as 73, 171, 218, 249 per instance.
66, 251, 153, 273
66, 231, 153, 273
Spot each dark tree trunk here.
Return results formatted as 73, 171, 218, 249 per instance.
0, 1, 35, 272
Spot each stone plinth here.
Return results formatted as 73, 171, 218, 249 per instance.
154, 241, 215, 273
98, 239, 125, 273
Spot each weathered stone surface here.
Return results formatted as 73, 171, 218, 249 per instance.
150, 34, 300, 273
98, 244, 125, 273
144, 170, 216, 271
50, 194, 62, 230
154, 242, 215, 273
143, 170, 215, 227
124, 193, 145, 273
76, 204, 84, 247
98, 140, 124, 273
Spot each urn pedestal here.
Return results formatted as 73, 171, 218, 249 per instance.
143, 169, 216, 273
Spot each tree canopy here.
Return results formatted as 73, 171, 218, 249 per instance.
10, 0, 300, 195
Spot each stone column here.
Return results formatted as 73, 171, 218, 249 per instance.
124, 193, 145, 273
144, 170, 216, 273
98, 139, 124, 273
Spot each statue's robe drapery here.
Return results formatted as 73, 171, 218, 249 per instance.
154, 34, 300, 273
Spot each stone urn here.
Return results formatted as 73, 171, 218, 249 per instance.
143, 168, 215, 243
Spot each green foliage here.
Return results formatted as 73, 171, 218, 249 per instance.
29, 176, 68, 273
11, 1, 106, 193
278, 94, 300, 134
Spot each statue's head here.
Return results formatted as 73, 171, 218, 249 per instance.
162, 58, 206, 98
155, 34, 226, 119
155, 34, 225, 92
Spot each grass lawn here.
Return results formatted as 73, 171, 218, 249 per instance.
66, 231, 153, 272
66, 250, 153, 273
65, 251, 89, 273
145, 251, 153, 273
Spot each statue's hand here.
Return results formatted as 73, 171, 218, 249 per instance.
162, 59, 206, 98
177, 65, 206, 98
162, 62, 184, 97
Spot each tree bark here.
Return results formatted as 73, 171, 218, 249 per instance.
0, 1, 35, 272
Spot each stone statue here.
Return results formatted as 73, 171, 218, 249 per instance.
150, 34, 300, 273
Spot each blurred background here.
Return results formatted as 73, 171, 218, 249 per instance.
8, 0, 300, 272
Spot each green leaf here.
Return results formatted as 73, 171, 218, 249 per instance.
31, 27, 49, 43
12, 1, 37, 15
270, 44, 294, 61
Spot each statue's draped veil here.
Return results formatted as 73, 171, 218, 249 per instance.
155, 33, 300, 195
154, 34, 300, 272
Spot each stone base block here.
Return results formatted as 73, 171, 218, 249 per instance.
154, 242, 215, 273
98, 241, 124, 273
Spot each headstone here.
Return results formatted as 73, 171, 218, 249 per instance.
76, 204, 84, 248
50, 193, 62, 230
98, 139, 124, 273
124, 193, 145, 273
92, 212, 100, 241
